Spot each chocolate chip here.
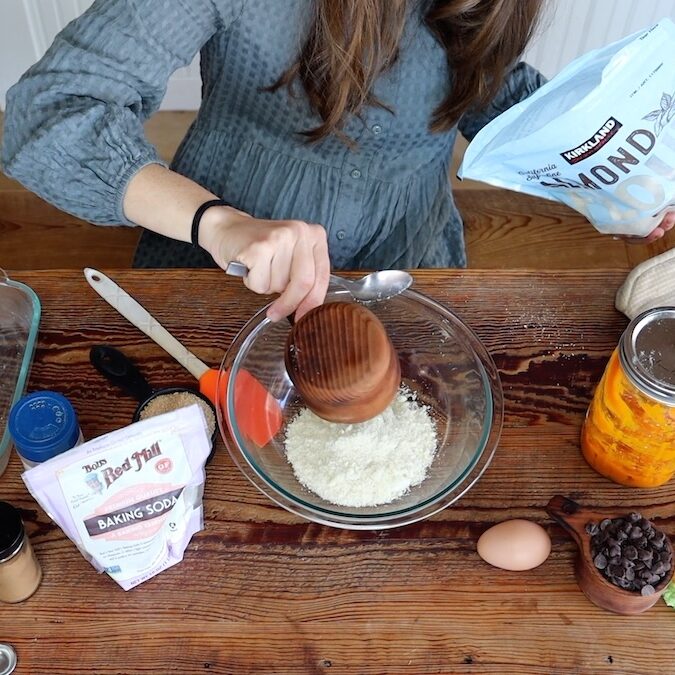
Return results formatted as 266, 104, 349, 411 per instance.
589, 513, 670, 594
652, 563, 666, 576
608, 564, 624, 578
630, 526, 643, 539
641, 584, 655, 596
623, 545, 638, 560
585, 522, 599, 536
652, 532, 666, 548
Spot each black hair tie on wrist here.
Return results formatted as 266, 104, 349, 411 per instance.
191, 199, 228, 248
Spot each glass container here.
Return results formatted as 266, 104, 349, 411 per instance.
581, 307, 675, 487
0, 500, 42, 603
217, 284, 503, 529
0, 271, 41, 476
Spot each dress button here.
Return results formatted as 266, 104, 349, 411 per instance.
336, 230, 346, 240
350, 168, 362, 179
372, 124, 383, 135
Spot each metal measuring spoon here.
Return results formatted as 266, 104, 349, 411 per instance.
225, 261, 413, 302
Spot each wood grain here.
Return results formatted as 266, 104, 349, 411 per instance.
0, 190, 140, 269
457, 189, 675, 269
1, 269, 673, 674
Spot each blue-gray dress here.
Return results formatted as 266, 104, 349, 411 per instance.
1, 0, 545, 269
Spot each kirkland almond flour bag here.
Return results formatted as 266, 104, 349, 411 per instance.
23, 405, 211, 590
459, 19, 675, 236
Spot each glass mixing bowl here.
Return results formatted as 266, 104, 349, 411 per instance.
216, 284, 503, 530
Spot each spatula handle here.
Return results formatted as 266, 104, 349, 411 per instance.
84, 268, 209, 381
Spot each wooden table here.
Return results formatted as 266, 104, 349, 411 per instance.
1, 269, 673, 675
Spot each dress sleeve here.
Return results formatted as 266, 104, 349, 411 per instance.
1, 0, 242, 226
457, 62, 547, 142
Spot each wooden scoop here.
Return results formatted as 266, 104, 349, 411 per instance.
546, 495, 674, 615
285, 301, 400, 423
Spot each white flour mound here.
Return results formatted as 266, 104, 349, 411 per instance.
284, 390, 438, 507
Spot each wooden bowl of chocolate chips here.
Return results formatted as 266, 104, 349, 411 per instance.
547, 495, 674, 615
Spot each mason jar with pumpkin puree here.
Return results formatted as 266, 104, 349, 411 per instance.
581, 307, 675, 487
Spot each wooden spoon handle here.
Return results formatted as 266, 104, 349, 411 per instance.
84, 268, 209, 381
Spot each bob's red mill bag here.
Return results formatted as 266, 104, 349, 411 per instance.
22, 405, 211, 590
459, 19, 675, 237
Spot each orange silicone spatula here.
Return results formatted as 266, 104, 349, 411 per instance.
84, 268, 282, 447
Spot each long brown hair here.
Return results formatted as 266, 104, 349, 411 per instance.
273, 0, 543, 142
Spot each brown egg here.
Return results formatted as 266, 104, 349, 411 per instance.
477, 519, 551, 571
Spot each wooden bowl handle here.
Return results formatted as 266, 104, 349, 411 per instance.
546, 495, 588, 548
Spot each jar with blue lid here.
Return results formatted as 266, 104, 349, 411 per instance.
8, 391, 84, 469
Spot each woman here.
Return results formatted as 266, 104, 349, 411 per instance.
3, 0, 671, 320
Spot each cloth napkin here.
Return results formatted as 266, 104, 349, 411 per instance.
615, 248, 675, 319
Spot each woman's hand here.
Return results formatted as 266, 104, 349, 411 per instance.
123, 165, 329, 321
200, 205, 330, 322
616, 210, 675, 244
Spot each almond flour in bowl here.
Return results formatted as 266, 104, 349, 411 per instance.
284, 388, 437, 507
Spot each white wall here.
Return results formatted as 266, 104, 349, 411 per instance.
0, 0, 200, 110
523, 0, 675, 79
1, 0, 674, 110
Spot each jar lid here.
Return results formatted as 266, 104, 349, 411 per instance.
8, 391, 81, 463
0, 501, 24, 562
0, 644, 17, 675
620, 307, 675, 405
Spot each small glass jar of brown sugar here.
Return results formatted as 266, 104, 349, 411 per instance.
0, 501, 42, 603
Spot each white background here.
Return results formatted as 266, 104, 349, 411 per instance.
1, 0, 674, 110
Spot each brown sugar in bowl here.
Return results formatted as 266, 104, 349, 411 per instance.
285, 301, 401, 423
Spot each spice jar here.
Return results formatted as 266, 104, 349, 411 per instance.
8, 391, 84, 469
581, 307, 675, 487
0, 643, 17, 675
0, 501, 42, 603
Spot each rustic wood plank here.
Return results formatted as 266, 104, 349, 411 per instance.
458, 189, 675, 269
0, 190, 140, 269
0, 269, 672, 674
